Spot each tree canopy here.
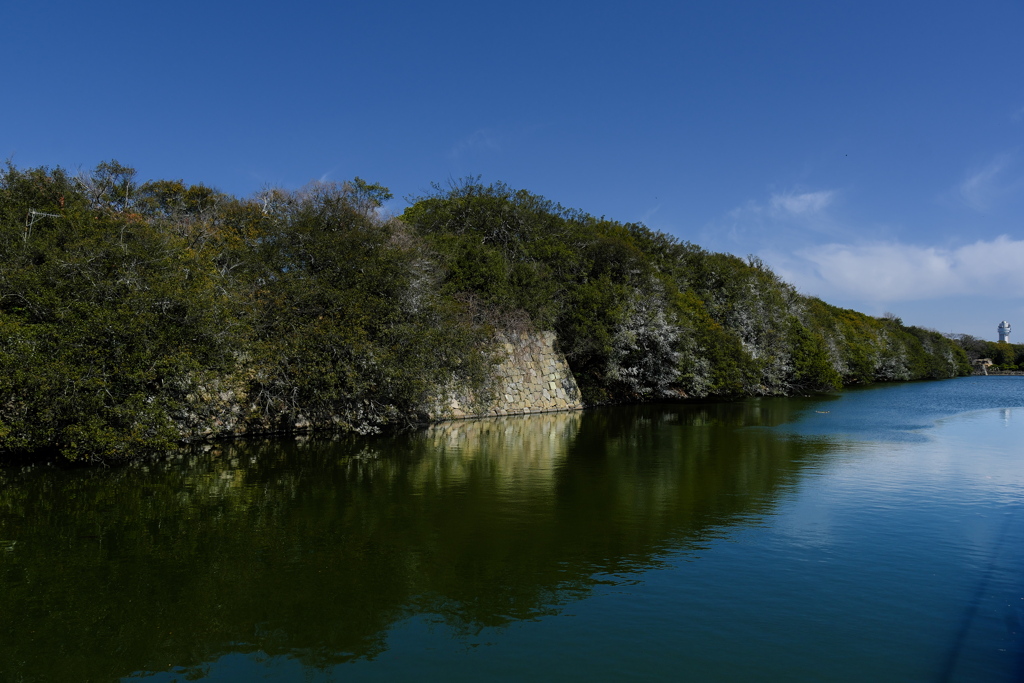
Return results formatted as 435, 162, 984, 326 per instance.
0, 165, 972, 462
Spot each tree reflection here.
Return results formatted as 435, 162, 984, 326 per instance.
0, 399, 837, 681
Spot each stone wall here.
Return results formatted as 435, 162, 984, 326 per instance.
429, 330, 584, 420
176, 330, 584, 441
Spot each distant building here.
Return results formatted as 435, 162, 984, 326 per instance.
998, 320, 1011, 343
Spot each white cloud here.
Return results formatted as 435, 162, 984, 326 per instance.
958, 155, 1011, 211
318, 165, 340, 183
770, 190, 835, 216
956, 153, 1024, 212
703, 187, 843, 251
638, 204, 662, 224
448, 129, 501, 159
776, 235, 1024, 302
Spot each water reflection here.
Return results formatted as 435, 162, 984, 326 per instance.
1, 399, 845, 681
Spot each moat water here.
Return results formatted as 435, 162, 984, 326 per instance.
1, 376, 1022, 682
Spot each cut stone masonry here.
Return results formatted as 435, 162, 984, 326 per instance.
429, 330, 584, 420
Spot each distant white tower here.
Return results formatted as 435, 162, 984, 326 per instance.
998, 320, 1011, 342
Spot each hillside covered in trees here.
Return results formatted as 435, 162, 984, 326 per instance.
0, 162, 972, 461
950, 335, 1024, 372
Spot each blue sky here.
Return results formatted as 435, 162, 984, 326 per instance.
4, 0, 1023, 340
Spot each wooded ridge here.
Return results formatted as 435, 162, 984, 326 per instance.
1, 162, 993, 462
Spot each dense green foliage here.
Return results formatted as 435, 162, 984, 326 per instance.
402, 179, 968, 403
0, 166, 971, 461
0, 164, 491, 461
952, 335, 1024, 371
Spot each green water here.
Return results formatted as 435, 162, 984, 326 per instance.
1, 377, 1022, 682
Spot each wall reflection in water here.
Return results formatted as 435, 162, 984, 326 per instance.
0, 398, 835, 681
